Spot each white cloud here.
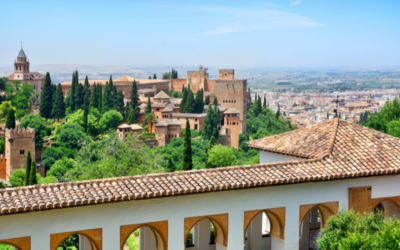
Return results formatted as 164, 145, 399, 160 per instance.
191, 5, 321, 36
290, 0, 301, 6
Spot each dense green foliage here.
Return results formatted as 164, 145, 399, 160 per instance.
5, 108, 15, 129
19, 114, 47, 149
179, 86, 204, 113
52, 83, 66, 120
5, 80, 35, 119
57, 123, 89, 149
317, 208, 400, 250
25, 150, 32, 185
182, 120, 193, 171
207, 144, 237, 167
41, 147, 75, 170
101, 82, 113, 113
128, 80, 139, 124
203, 102, 220, 140
169, 89, 184, 98
29, 160, 37, 185
9, 168, 42, 187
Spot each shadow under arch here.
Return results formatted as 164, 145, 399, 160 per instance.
299, 202, 338, 236
184, 214, 228, 247
243, 207, 286, 243
50, 228, 102, 250
120, 221, 168, 250
0, 237, 30, 250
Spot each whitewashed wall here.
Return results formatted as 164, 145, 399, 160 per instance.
0, 174, 399, 250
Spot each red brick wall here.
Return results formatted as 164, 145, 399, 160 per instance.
0, 156, 6, 180
171, 79, 187, 91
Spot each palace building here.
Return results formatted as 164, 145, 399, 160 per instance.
7, 48, 45, 105
0, 119, 399, 250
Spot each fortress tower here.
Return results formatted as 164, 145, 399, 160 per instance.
5, 127, 35, 179
224, 108, 240, 149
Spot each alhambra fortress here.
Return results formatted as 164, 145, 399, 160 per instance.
2, 49, 400, 250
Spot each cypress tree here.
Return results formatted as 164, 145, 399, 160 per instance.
211, 104, 221, 140
70, 71, 76, 111
182, 120, 192, 171
263, 96, 267, 108
5, 109, 15, 129
75, 83, 84, 110
125, 101, 131, 121
89, 83, 98, 110
127, 108, 138, 124
51, 84, 57, 116
145, 97, 152, 115
257, 96, 262, 115
205, 136, 216, 168
166, 156, 173, 172
52, 83, 66, 121
98, 83, 103, 111
128, 80, 139, 124
153, 74, 157, 79
180, 86, 188, 113
204, 95, 210, 105
195, 89, 204, 113
25, 149, 31, 186
83, 94, 88, 132
109, 75, 117, 109
101, 82, 113, 113
148, 76, 151, 79
39, 72, 53, 119
275, 104, 281, 119
327, 112, 329, 120
84, 76, 91, 102
186, 89, 195, 113
115, 90, 125, 113
212, 96, 218, 106
203, 104, 213, 140
29, 160, 37, 185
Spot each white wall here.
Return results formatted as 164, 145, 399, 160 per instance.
259, 151, 303, 164
0, 174, 399, 250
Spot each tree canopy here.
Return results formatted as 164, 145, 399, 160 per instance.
19, 114, 46, 149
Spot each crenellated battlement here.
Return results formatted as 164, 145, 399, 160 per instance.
6, 127, 35, 138
215, 79, 247, 84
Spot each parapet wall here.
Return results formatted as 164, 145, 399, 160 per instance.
219, 69, 235, 80
215, 79, 246, 84
6, 127, 35, 138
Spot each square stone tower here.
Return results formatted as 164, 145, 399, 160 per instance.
5, 127, 35, 179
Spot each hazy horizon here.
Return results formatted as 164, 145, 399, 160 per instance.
1, 0, 400, 70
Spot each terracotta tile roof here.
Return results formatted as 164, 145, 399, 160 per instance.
154, 91, 170, 99
2, 118, 400, 216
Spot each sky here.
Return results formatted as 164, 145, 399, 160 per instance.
1, 0, 400, 70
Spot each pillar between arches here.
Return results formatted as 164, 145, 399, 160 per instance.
120, 220, 168, 250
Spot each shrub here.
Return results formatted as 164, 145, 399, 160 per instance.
46, 127, 52, 136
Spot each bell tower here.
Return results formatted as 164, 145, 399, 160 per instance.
13, 46, 30, 80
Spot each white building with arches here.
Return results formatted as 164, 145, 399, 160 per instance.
0, 118, 399, 250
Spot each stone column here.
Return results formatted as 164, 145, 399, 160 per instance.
195, 219, 211, 250
139, 226, 157, 250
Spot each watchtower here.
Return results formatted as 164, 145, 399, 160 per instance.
13, 47, 30, 81
5, 127, 35, 179
219, 69, 235, 80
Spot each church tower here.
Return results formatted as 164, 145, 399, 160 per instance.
13, 47, 30, 81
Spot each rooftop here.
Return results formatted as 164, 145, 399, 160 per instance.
1, 119, 400, 216
17, 48, 26, 58
154, 91, 170, 99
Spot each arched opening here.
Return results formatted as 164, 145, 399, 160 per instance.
299, 207, 322, 250
185, 218, 217, 250
0, 243, 17, 250
121, 225, 165, 250
374, 200, 400, 220
244, 211, 284, 250
56, 234, 97, 250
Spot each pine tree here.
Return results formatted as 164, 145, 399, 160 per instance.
98, 83, 103, 111
89, 83, 99, 110
195, 89, 204, 113
83, 94, 88, 132
115, 90, 125, 113
182, 120, 193, 171
70, 71, 76, 112
84, 75, 91, 102
205, 136, 216, 168
39, 72, 53, 119
145, 97, 152, 115
166, 156, 173, 172
275, 104, 281, 119
102, 82, 113, 113
75, 83, 85, 110
263, 96, 267, 108
52, 83, 66, 121
186, 88, 195, 113
25, 149, 31, 186
5, 109, 15, 129
29, 160, 37, 185
153, 74, 157, 79
180, 86, 188, 113
204, 95, 210, 105
203, 104, 213, 140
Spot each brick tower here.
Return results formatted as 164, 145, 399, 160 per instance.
224, 108, 240, 149
5, 127, 35, 180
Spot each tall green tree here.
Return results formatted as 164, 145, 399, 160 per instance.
145, 97, 152, 115
98, 83, 103, 111
182, 120, 193, 171
153, 74, 157, 79
5, 108, 16, 129
180, 86, 188, 113
25, 149, 31, 185
109, 75, 117, 109
211, 103, 221, 139
115, 90, 125, 114
166, 156, 174, 172
84, 75, 91, 102
204, 95, 210, 105
101, 82, 113, 113
186, 88, 195, 113
52, 83, 66, 121
128, 80, 139, 124
195, 89, 204, 113
263, 96, 267, 108
89, 83, 99, 110
213, 96, 218, 106
275, 104, 281, 119
70, 70, 78, 111
39, 72, 53, 119
75, 83, 85, 110
83, 95, 88, 132
29, 160, 37, 185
